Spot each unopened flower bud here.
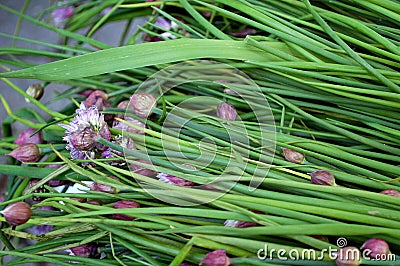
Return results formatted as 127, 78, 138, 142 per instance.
130, 159, 157, 177
310, 170, 335, 186
8, 144, 40, 162
157, 172, 194, 187
112, 200, 140, 221
70, 243, 100, 258
217, 102, 237, 121
84, 90, 109, 110
1, 202, 32, 226
200, 250, 230, 266
69, 127, 97, 151
224, 219, 257, 228
90, 176, 118, 194
380, 189, 400, 197
335, 246, 361, 266
115, 100, 130, 120
282, 148, 304, 164
15, 128, 43, 145
130, 93, 156, 117
52, 6, 74, 25
25, 84, 44, 102
361, 238, 391, 259
79, 89, 94, 97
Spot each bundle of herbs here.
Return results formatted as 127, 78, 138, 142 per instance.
0, 0, 399, 265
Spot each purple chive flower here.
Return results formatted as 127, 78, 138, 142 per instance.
199, 250, 231, 266
70, 243, 100, 258
14, 128, 43, 145
157, 172, 194, 187
51, 5, 74, 25
59, 103, 111, 161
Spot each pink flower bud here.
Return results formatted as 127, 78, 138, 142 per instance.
217, 102, 237, 121
310, 170, 335, 186
1, 202, 32, 226
70, 243, 100, 258
78, 89, 94, 97
69, 127, 97, 151
361, 238, 391, 259
335, 246, 361, 266
282, 148, 304, 164
114, 100, 130, 120
130, 93, 157, 117
130, 159, 157, 177
52, 6, 74, 24
112, 200, 140, 221
84, 90, 109, 110
157, 172, 194, 187
380, 189, 400, 197
8, 144, 40, 162
90, 176, 119, 194
224, 219, 257, 228
200, 250, 231, 266
15, 128, 43, 145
